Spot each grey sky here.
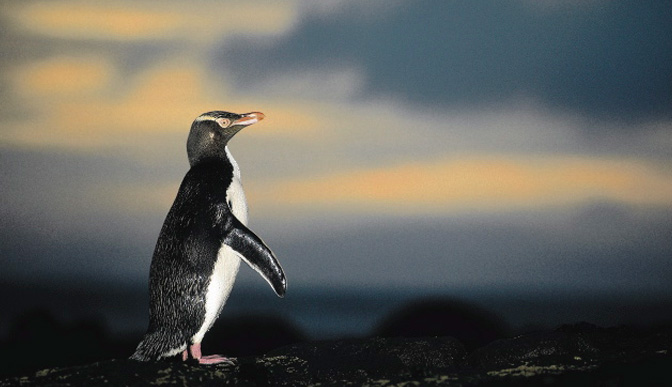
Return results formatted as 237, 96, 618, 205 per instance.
1, 0, 671, 299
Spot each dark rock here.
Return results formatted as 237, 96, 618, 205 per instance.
3, 325, 672, 386
0, 309, 132, 378
1, 359, 241, 386
267, 336, 466, 382
468, 322, 672, 371
376, 298, 509, 350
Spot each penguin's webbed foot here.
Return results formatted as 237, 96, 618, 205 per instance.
186, 342, 237, 365
199, 354, 237, 365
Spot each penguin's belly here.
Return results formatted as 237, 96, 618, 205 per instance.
192, 245, 241, 344
192, 174, 248, 344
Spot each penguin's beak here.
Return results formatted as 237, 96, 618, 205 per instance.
232, 112, 265, 127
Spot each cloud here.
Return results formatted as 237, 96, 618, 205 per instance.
218, 0, 672, 122
12, 56, 113, 98
248, 155, 672, 215
7, 1, 298, 42
0, 1, 322, 152
1, 59, 323, 150
244, 66, 366, 101
15, 91, 664, 222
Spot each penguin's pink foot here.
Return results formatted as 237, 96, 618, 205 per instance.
198, 354, 237, 365
187, 343, 236, 365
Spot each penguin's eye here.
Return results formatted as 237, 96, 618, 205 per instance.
216, 118, 231, 128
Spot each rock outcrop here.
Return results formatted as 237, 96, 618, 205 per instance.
3, 323, 671, 386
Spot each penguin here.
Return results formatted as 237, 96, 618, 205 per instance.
130, 111, 286, 364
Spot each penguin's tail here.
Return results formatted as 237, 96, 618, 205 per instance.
129, 330, 186, 362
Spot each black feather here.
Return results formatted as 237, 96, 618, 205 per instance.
131, 158, 285, 361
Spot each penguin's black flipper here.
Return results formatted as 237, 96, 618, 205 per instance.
224, 218, 286, 297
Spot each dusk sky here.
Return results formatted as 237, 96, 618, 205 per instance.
1, 0, 671, 316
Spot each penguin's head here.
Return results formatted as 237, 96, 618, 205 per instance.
187, 110, 265, 166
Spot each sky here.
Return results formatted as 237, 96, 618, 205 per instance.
1, 0, 671, 303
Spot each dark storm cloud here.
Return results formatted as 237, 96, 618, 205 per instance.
217, 0, 672, 123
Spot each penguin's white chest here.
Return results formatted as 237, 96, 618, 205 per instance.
223, 146, 249, 225
193, 149, 248, 343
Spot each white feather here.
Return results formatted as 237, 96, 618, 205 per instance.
192, 145, 248, 344
192, 245, 241, 344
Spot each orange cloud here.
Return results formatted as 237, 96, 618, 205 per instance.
9, 1, 297, 41
15, 3, 180, 40
13, 56, 113, 97
2, 60, 323, 150
249, 156, 672, 214
85, 154, 672, 218
51, 63, 324, 135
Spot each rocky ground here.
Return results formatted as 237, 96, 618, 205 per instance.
2, 323, 671, 386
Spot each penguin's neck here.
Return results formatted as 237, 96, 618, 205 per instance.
223, 145, 249, 225
224, 146, 241, 181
